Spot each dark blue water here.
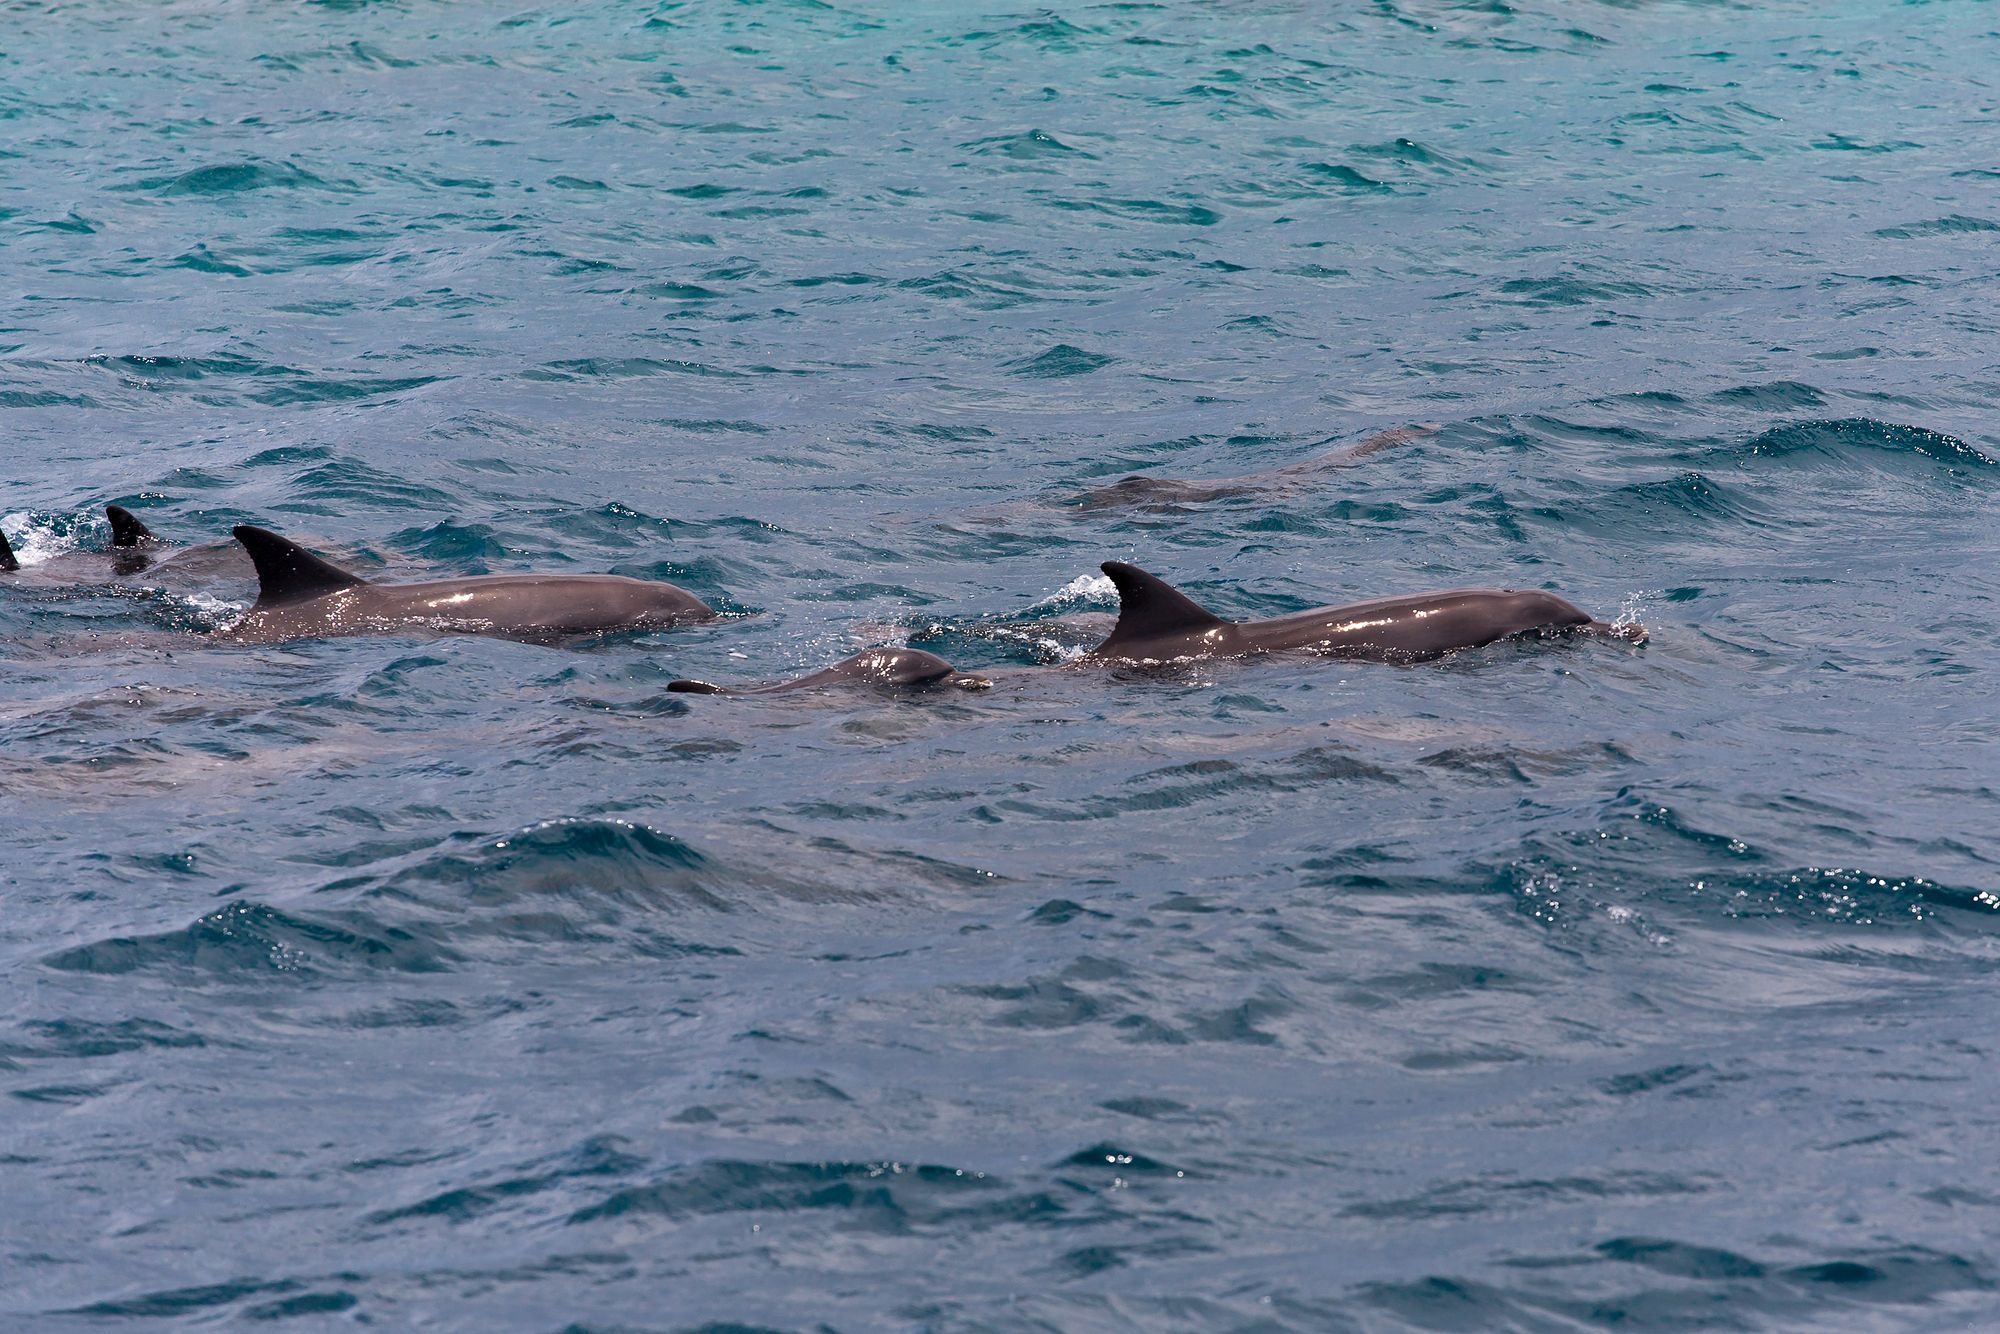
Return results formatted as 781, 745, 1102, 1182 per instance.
5, 2, 1998, 1327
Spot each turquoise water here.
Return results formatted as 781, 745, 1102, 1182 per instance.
4, 1, 1999, 1327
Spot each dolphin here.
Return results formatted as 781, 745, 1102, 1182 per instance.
1086, 561, 1639, 663
1077, 425, 1437, 510
668, 647, 990, 695
220, 524, 718, 645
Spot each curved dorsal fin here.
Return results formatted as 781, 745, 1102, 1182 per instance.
0, 526, 17, 573
1097, 561, 1228, 650
233, 525, 368, 607
105, 505, 157, 548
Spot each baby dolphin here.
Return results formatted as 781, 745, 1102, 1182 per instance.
1088, 561, 1638, 663
221, 524, 717, 645
668, 647, 991, 695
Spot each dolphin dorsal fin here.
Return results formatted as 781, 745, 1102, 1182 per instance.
233, 525, 368, 607
1098, 561, 1229, 649
105, 505, 157, 548
0, 526, 17, 573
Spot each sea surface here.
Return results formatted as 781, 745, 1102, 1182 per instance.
3, 1, 1998, 1328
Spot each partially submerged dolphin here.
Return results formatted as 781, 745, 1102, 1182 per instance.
668, 647, 990, 695
1085, 561, 1638, 663
1077, 425, 1437, 510
667, 560, 1638, 694
221, 524, 717, 644
2, 505, 164, 580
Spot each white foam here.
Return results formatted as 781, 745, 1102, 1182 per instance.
1, 511, 92, 567
1026, 571, 1116, 613
178, 592, 250, 632
983, 623, 1087, 664
1612, 589, 1654, 633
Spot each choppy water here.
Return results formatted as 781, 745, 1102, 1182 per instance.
4, 1, 1999, 1327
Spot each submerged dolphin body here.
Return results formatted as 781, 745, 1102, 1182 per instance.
667, 647, 990, 695
220, 525, 717, 645
1077, 425, 1438, 510
1087, 561, 1635, 663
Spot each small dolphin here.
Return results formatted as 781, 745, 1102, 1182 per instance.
1087, 561, 1639, 663
668, 647, 990, 695
221, 524, 718, 645
1077, 425, 1437, 510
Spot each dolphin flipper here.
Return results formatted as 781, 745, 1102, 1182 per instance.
106, 505, 158, 548
232, 525, 370, 608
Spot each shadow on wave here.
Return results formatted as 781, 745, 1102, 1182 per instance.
1534, 469, 1782, 539
37, 818, 1006, 980
1358, 1241, 1991, 1330
1722, 418, 1994, 477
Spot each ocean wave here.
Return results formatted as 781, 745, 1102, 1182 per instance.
41, 900, 455, 982
1733, 418, 1994, 472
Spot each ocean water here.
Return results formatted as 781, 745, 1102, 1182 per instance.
3, 0, 1998, 1327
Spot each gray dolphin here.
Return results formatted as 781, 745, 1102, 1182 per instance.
1077, 425, 1437, 510
1087, 561, 1639, 663
668, 647, 991, 695
221, 524, 717, 645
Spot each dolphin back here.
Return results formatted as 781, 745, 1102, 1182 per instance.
0, 525, 17, 572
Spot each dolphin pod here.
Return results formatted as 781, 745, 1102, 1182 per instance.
665, 561, 1639, 694
6, 486, 1643, 676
